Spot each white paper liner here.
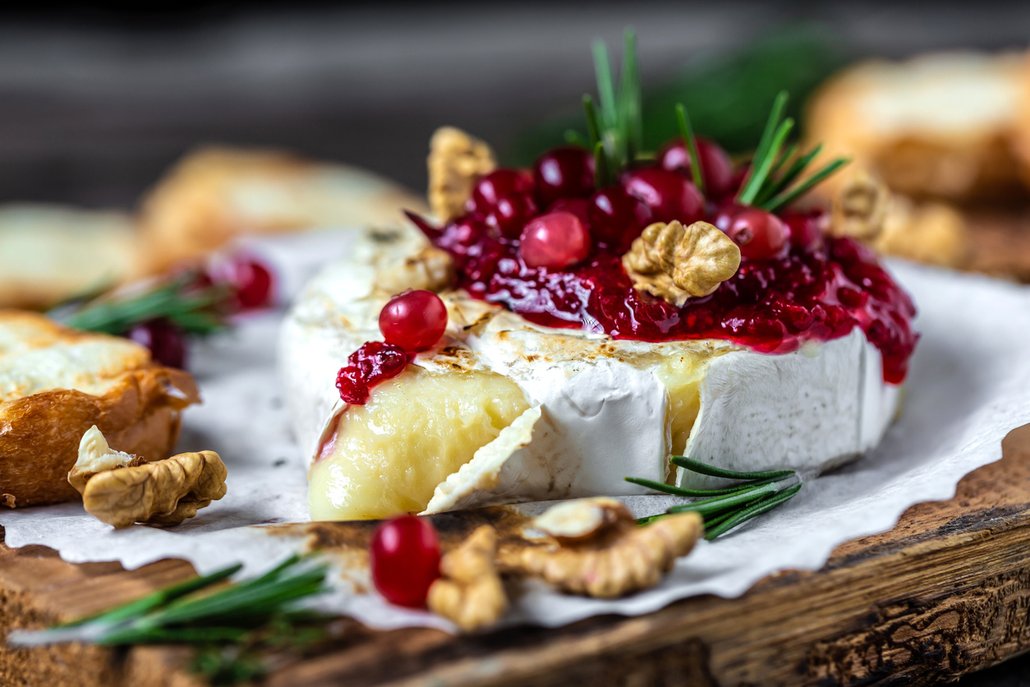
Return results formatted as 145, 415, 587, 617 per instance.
2, 254, 1029, 633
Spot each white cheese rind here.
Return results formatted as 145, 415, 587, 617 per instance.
679, 330, 897, 486
282, 227, 901, 516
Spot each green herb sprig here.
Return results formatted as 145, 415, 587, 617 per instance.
580, 28, 644, 186
7, 555, 333, 684
53, 270, 232, 336
628, 457, 803, 539
736, 90, 849, 211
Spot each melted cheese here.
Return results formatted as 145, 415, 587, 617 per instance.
308, 366, 529, 520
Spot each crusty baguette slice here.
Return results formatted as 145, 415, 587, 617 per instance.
807, 51, 1029, 202
0, 311, 199, 508
0, 204, 141, 309
137, 146, 428, 272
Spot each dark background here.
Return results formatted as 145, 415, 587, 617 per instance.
3, 1, 1030, 208
1, 4, 1028, 681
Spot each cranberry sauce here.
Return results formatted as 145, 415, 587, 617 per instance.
413, 144, 917, 384
336, 341, 414, 405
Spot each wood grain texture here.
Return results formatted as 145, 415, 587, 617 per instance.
1, 425, 1028, 687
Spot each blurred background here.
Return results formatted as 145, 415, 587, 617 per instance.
2, 0, 1030, 206
1, 4, 1029, 683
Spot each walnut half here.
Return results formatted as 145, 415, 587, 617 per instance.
427, 525, 508, 632
428, 127, 496, 222
68, 427, 227, 528
502, 498, 704, 599
623, 221, 741, 306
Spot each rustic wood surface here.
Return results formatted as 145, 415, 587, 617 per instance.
1, 424, 1029, 687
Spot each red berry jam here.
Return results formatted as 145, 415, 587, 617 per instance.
370, 515, 441, 608
411, 143, 918, 385
336, 341, 414, 405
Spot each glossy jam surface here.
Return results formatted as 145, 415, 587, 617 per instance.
336, 342, 414, 405
414, 148, 918, 384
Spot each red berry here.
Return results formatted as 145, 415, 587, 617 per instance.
205, 254, 275, 311
483, 193, 538, 239
657, 138, 735, 198
782, 209, 828, 253
519, 211, 591, 269
379, 290, 448, 352
726, 209, 790, 260
533, 146, 595, 204
370, 515, 441, 608
336, 341, 413, 405
620, 168, 704, 224
470, 170, 534, 212
547, 197, 591, 226
128, 319, 187, 369
588, 186, 653, 251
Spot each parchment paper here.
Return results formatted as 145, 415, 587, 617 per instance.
3, 232, 1029, 632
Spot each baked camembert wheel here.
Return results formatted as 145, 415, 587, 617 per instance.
281, 44, 917, 522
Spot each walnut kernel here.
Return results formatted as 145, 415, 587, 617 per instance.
428, 525, 508, 632
831, 169, 889, 240
428, 127, 496, 222
623, 221, 741, 306
68, 427, 227, 528
503, 500, 703, 598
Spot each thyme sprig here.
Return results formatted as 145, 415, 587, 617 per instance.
53, 270, 232, 336
7, 554, 331, 648
736, 90, 849, 211
629, 457, 803, 539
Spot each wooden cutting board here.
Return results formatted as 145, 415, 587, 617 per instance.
2, 425, 1029, 687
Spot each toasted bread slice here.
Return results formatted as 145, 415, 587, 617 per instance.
137, 147, 428, 272
0, 205, 141, 309
807, 52, 1029, 202
0, 311, 200, 508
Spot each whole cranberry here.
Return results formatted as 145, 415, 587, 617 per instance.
128, 319, 187, 369
657, 138, 735, 198
782, 209, 828, 253
205, 254, 275, 311
620, 168, 704, 224
519, 211, 592, 269
548, 197, 591, 226
533, 146, 595, 204
370, 515, 441, 608
483, 194, 538, 239
726, 209, 791, 260
469, 169, 534, 213
379, 290, 449, 352
589, 186, 653, 251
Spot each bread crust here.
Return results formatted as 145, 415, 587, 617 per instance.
137, 147, 427, 272
0, 313, 200, 508
806, 52, 1029, 202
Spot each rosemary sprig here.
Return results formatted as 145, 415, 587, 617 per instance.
54, 270, 232, 337
7, 555, 331, 647
674, 103, 704, 193
581, 28, 644, 184
629, 457, 802, 539
735, 91, 849, 211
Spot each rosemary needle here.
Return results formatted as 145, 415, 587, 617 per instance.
670, 456, 795, 481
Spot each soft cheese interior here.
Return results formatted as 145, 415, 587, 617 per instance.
280, 227, 901, 520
